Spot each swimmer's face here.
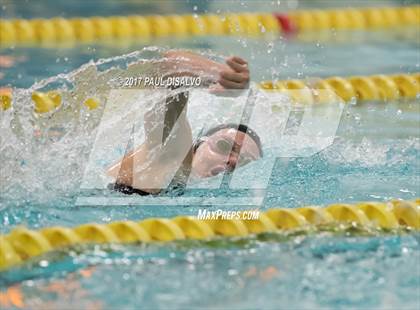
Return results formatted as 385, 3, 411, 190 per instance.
191, 128, 261, 178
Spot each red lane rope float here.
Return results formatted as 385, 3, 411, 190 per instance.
0, 6, 418, 46
273, 13, 297, 34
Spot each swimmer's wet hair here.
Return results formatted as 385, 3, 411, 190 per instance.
193, 123, 263, 157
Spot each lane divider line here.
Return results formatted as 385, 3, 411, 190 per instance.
259, 73, 420, 104
0, 6, 418, 46
1, 73, 418, 112
0, 199, 418, 270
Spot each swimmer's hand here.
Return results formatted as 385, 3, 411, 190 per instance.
219, 56, 250, 89
209, 56, 250, 96
160, 51, 249, 92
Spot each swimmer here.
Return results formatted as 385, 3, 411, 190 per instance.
107, 51, 263, 195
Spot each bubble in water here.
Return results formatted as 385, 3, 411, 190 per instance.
240, 39, 248, 48
349, 97, 358, 105
228, 269, 238, 276
267, 42, 274, 54
39, 260, 49, 267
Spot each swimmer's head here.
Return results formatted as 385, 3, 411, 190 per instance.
191, 123, 263, 178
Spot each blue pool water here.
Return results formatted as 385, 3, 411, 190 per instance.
1, 1, 420, 309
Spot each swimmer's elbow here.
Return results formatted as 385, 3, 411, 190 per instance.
106, 163, 120, 178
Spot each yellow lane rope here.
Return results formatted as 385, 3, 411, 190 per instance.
259, 73, 420, 104
0, 13, 278, 45
0, 6, 418, 46
287, 6, 419, 31
0, 199, 419, 270
1, 73, 418, 113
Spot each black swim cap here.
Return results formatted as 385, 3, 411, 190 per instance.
193, 123, 263, 157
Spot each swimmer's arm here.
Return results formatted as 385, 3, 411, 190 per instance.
107, 51, 250, 188
106, 53, 197, 185
107, 89, 192, 191
143, 91, 190, 149
107, 93, 190, 169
